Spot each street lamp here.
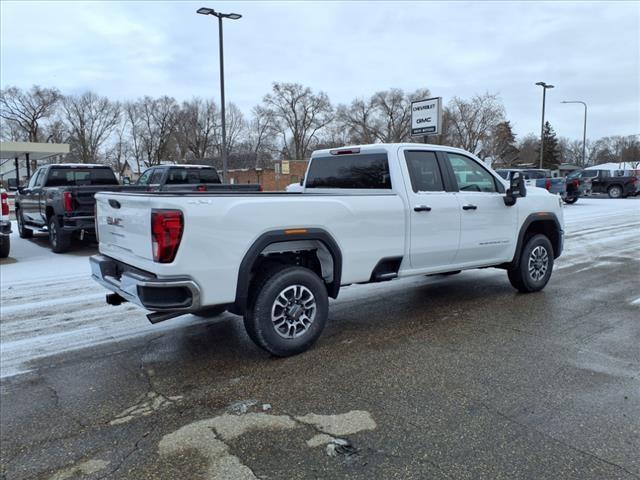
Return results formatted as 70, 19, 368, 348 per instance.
535, 81, 554, 169
197, 7, 242, 182
561, 100, 588, 166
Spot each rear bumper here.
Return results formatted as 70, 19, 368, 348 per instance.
62, 215, 95, 232
90, 254, 201, 312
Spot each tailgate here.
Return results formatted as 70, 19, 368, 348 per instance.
96, 193, 154, 262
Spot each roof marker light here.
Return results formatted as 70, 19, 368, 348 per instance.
330, 148, 361, 155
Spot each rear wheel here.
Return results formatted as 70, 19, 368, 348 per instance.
563, 196, 578, 204
608, 185, 623, 198
244, 265, 329, 356
48, 216, 72, 253
508, 234, 554, 293
0, 236, 9, 258
16, 209, 33, 239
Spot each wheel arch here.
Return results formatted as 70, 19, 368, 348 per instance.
511, 213, 563, 265
233, 228, 342, 315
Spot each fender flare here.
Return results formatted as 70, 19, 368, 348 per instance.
233, 228, 342, 315
512, 212, 563, 264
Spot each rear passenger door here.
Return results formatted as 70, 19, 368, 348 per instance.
444, 152, 517, 265
401, 149, 461, 270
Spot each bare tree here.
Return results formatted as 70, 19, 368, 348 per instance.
372, 88, 430, 143
223, 103, 246, 159
336, 97, 380, 144
63, 92, 120, 163
446, 93, 506, 158
176, 97, 219, 162
0, 85, 62, 142
104, 116, 131, 177
137, 96, 180, 165
262, 82, 334, 160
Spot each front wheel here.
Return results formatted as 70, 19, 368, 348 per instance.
507, 234, 554, 293
48, 216, 72, 253
16, 209, 33, 239
244, 265, 329, 357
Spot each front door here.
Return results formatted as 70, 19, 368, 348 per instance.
401, 149, 461, 270
444, 152, 517, 265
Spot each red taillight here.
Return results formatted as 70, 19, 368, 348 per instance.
1, 192, 8, 216
197, 185, 206, 192
545, 179, 552, 190
151, 209, 183, 263
63, 191, 73, 213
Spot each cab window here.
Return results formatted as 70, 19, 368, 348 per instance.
137, 169, 154, 185
404, 151, 444, 192
447, 153, 498, 193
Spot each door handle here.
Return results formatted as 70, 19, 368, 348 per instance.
462, 204, 478, 210
414, 205, 432, 212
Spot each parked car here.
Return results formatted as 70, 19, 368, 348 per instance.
15, 164, 125, 253
565, 169, 592, 202
496, 169, 570, 202
579, 169, 637, 198
91, 144, 564, 357
15, 164, 261, 253
0, 188, 11, 258
135, 165, 261, 192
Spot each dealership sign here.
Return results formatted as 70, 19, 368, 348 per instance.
411, 97, 442, 136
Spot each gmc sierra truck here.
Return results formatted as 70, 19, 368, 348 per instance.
91, 144, 564, 357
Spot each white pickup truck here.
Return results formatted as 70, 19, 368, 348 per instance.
91, 144, 564, 356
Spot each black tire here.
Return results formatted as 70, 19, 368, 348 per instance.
608, 185, 623, 199
16, 209, 33, 239
244, 265, 329, 357
507, 234, 554, 293
0, 236, 9, 258
48, 216, 72, 253
563, 196, 578, 204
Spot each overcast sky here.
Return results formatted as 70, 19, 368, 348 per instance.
1, 1, 638, 142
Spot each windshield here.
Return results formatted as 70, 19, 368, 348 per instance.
45, 168, 118, 187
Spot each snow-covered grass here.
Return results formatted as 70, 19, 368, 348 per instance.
1, 198, 638, 379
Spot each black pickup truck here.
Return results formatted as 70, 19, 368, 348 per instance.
579, 169, 638, 198
15, 164, 260, 253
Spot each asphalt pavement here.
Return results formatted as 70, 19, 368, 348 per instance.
1, 198, 639, 480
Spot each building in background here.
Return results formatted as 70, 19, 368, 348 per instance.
227, 159, 308, 191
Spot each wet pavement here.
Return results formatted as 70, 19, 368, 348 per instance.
1, 199, 639, 479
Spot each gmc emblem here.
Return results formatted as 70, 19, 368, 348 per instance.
106, 216, 123, 227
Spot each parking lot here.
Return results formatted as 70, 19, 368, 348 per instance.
1, 197, 639, 480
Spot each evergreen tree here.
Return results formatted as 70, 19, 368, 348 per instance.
539, 121, 560, 169
487, 120, 519, 166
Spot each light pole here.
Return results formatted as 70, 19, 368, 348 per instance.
535, 81, 554, 169
197, 7, 242, 183
561, 100, 587, 166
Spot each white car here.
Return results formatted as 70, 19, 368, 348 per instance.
91, 144, 564, 356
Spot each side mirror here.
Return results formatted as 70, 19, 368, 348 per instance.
16, 186, 24, 194
122, 177, 131, 185
504, 172, 526, 206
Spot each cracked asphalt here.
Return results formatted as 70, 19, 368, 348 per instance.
1, 198, 639, 479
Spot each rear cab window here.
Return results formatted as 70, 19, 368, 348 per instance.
45, 168, 118, 187
165, 168, 221, 185
305, 153, 391, 189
